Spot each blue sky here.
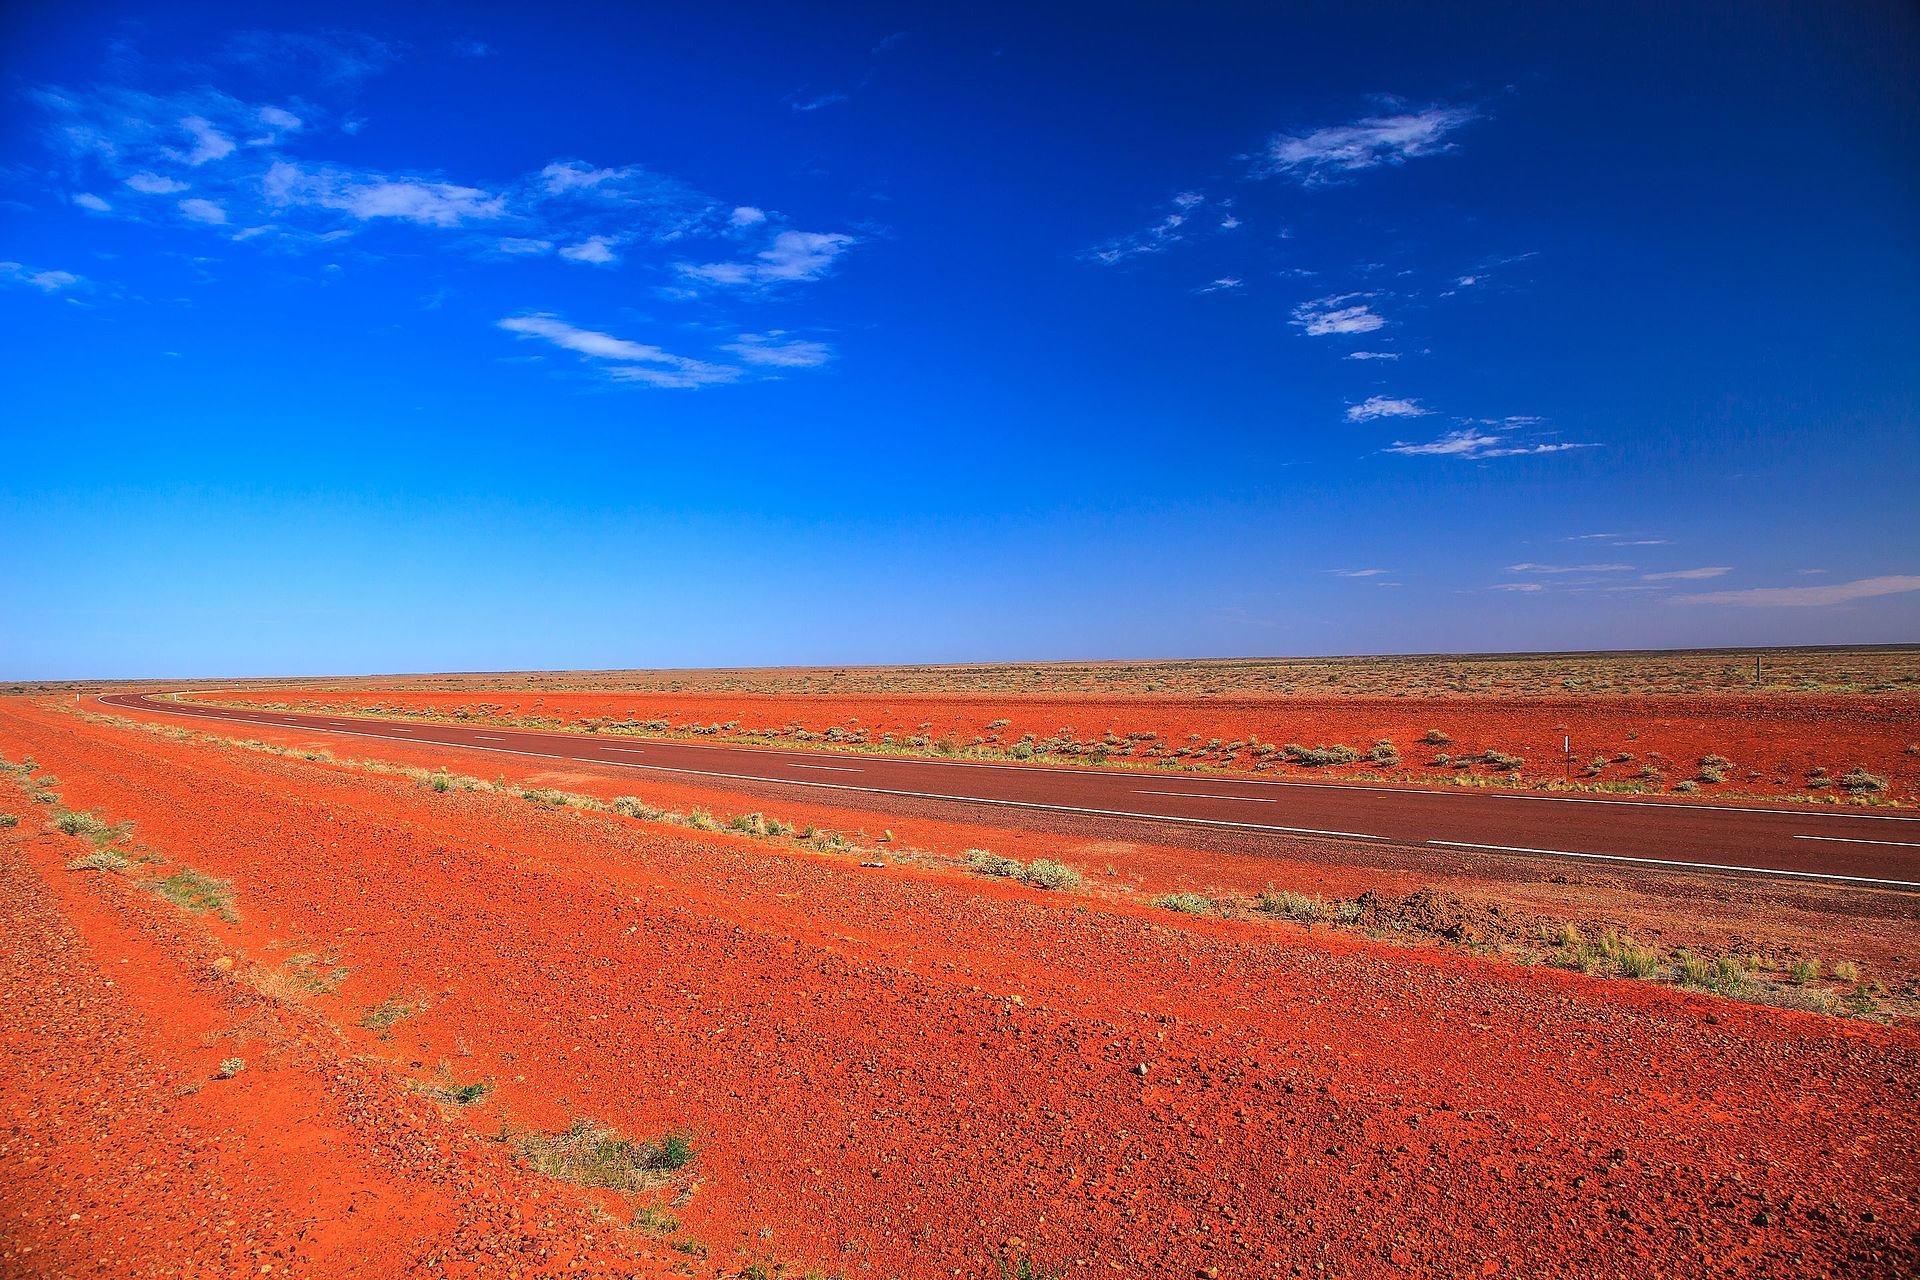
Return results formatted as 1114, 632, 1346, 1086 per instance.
3, 1, 1917, 679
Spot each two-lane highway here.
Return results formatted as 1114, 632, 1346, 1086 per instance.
97, 692, 1920, 889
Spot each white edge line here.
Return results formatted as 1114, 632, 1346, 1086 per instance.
1794, 834, 1920, 849
98, 698, 1385, 843
1427, 839, 1920, 889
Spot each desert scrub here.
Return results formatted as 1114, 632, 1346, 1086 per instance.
1282, 743, 1362, 767
67, 849, 132, 873
0, 813, 16, 828
1839, 767, 1887, 795
1368, 740, 1401, 767
360, 995, 426, 1035
517, 1120, 695, 1190
1157, 892, 1216, 915
1421, 729, 1451, 746
1020, 859, 1082, 891
611, 795, 663, 819
149, 868, 237, 922
965, 849, 1023, 877
1832, 960, 1861, 983
1258, 888, 1327, 924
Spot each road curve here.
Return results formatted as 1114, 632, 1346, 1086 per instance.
97, 692, 1920, 890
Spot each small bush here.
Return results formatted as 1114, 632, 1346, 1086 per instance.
0, 814, 16, 829
427, 769, 454, 793
1282, 743, 1362, 767
1789, 958, 1819, 985
1368, 740, 1401, 767
1008, 742, 1035, 760
1258, 889, 1327, 924
685, 808, 721, 832
1421, 729, 1451, 746
1481, 750, 1525, 772
517, 1120, 695, 1190
965, 849, 1023, 877
1020, 859, 1082, 891
1673, 780, 1699, 793
1157, 892, 1215, 915
1839, 767, 1887, 795
360, 996, 424, 1035
150, 868, 237, 922
67, 849, 131, 872
1832, 960, 1861, 983
1694, 766, 1726, 784
611, 796, 661, 819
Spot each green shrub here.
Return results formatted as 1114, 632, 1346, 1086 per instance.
0, 814, 17, 829
1282, 743, 1361, 767
149, 868, 237, 922
1020, 859, 1082, 891
516, 1120, 695, 1189
1840, 767, 1887, 794
611, 796, 661, 819
965, 849, 1023, 877
1157, 892, 1215, 915
1421, 729, 1451, 746
1258, 889, 1327, 924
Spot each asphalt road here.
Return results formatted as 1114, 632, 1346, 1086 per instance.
98, 692, 1920, 890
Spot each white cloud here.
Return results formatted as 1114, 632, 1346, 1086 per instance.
791, 92, 849, 112
1196, 277, 1243, 294
730, 205, 766, 227
179, 197, 228, 224
265, 160, 507, 226
1641, 567, 1731, 581
724, 332, 833, 368
1261, 104, 1479, 184
126, 172, 190, 195
1219, 214, 1242, 229
174, 115, 236, 166
1088, 208, 1191, 265
679, 229, 855, 287
0, 261, 83, 292
1386, 429, 1596, 459
1345, 350, 1398, 360
559, 235, 619, 264
1331, 568, 1390, 578
497, 237, 553, 254
1673, 576, 1920, 608
497, 313, 740, 388
1490, 582, 1544, 592
1292, 293, 1385, 335
1506, 563, 1634, 574
1346, 396, 1427, 423
73, 192, 111, 212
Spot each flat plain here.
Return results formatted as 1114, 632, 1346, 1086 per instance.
3, 647, 1915, 1277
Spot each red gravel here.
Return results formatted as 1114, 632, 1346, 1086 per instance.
2, 697, 1916, 1278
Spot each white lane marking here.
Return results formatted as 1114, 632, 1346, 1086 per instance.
130, 697, 1920, 824
107, 700, 1385, 842
474, 735, 508, 741
1486, 792, 1920, 823
1135, 790, 1275, 804
601, 748, 649, 754
1427, 839, 1920, 889
788, 763, 863, 773
1795, 834, 1920, 849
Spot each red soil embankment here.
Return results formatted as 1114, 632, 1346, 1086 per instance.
1, 698, 1915, 1277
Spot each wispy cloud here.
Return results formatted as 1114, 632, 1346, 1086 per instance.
1345, 396, 1427, 423
1568, 532, 1670, 547
1642, 567, 1730, 581
1330, 568, 1390, 578
1196, 277, 1243, 294
1292, 293, 1385, 335
73, 192, 111, 212
497, 313, 740, 389
1490, 582, 1544, 592
1259, 103, 1479, 185
1673, 576, 1920, 607
1386, 429, 1595, 459
679, 229, 856, 288
178, 197, 228, 224
0, 261, 84, 292
126, 172, 190, 194
1507, 563, 1634, 574
790, 91, 850, 112
558, 235, 619, 264
1087, 194, 1211, 265
264, 160, 507, 226
724, 332, 833, 368
1345, 350, 1398, 361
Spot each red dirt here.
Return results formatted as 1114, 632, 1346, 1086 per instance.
196, 687, 1920, 804
3, 697, 1918, 1278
